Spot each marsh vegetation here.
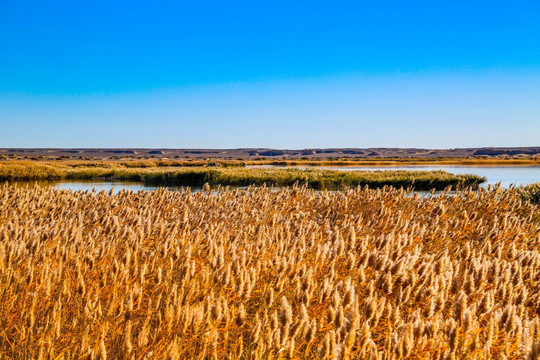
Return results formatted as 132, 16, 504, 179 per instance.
0, 161, 485, 190
0, 184, 539, 359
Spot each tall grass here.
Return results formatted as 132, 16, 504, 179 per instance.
0, 184, 539, 359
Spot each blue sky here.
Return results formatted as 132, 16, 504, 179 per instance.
0, 1, 539, 148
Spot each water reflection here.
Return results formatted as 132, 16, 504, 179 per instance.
8, 180, 202, 194
248, 165, 540, 188
5, 165, 538, 193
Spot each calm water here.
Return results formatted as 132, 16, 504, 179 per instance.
8, 180, 202, 194
7, 166, 539, 193
249, 165, 540, 189
323, 165, 539, 188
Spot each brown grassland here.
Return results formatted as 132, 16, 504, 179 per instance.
0, 183, 539, 359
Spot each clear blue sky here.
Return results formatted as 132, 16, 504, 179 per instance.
0, 1, 539, 148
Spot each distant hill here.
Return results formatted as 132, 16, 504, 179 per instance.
1, 147, 539, 160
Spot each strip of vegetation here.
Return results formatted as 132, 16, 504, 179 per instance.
2, 155, 539, 166
258, 158, 540, 166
0, 161, 486, 190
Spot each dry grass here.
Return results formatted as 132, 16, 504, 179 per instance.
251, 158, 540, 167
2, 155, 540, 167
0, 183, 539, 359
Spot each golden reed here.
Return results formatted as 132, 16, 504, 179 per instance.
0, 183, 538, 359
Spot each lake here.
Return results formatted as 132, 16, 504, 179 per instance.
8, 180, 203, 194
7, 165, 539, 194
256, 165, 540, 188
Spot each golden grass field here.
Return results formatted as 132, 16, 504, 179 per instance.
0, 183, 539, 359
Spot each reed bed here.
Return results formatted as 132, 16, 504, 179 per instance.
0, 183, 539, 359
0, 162, 485, 190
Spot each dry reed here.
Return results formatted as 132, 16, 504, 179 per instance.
0, 183, 539, 359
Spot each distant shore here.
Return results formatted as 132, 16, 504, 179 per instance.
0, 146, 539, 162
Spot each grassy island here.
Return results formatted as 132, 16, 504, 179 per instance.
0, 161, 486, 190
